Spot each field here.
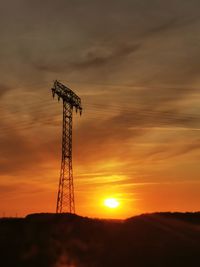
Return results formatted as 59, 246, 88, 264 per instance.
0, 212, 200, 267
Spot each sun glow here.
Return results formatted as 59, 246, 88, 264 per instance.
104, 198, 120, 209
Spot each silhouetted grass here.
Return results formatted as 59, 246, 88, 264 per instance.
0, 212, 200, 267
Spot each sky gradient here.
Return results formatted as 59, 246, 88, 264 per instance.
0, 0, 200, 218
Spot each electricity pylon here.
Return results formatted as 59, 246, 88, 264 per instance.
51, 80, 82, 213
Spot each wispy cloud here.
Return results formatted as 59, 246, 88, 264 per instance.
32, 43, 141, 73
0, 84, 11, 99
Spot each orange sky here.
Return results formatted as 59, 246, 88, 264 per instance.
0, 0, 200, 218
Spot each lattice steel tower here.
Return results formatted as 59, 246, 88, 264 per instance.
51, 80, 82, 213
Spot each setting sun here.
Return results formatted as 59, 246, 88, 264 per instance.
104, 198, 120, 209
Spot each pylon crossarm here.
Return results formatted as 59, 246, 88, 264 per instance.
52, 80, 82, 115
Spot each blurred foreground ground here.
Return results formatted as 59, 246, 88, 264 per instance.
0, 212, 200, 267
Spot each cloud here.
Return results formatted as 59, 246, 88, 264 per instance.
32, 43, 141, 73
0, 120, 46, 175
0, 84, 11, 99
0, 183, 42, 195
144, 18, 179, 36
72, 43, 141, 69
146, 139, 200, 161
1, 0, 200, 88
0, 79, 199, 177
73, 103, 200, 166
143, 15, 200, 37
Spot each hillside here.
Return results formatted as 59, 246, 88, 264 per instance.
0, 212, 200, 267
